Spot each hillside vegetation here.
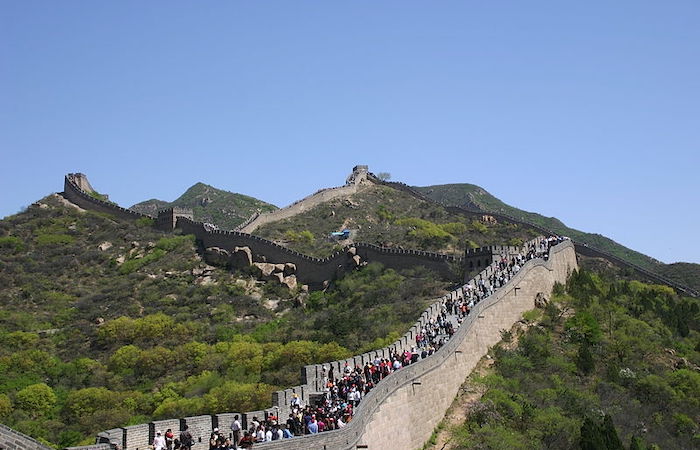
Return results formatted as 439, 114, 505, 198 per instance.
416, 184, 660, 269
0, 196, 448, 447
254, 184, 541, 257
438, 270, 699, 450
416, 183, 700, 295
130, 182, 277, 230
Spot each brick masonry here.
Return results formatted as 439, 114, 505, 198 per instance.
0, 423, 53, 450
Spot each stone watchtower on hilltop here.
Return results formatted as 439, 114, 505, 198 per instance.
156, 207, 194, 231
346, 165, 369, 185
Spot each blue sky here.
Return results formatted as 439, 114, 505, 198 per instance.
1, 1, 698, 264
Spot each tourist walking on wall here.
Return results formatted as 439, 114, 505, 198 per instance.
165, 429, 175, 450
180, 425, 194, 450
153, 431, 167, 450
230, 414, 242, 449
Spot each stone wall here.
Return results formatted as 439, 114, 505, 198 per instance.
83, 239, 573, 450
0, 423, 52, 450
238, 183, 364, 234
177, 218, 461, 288
62, 171, 696, 297
62, 173, 462, 289
247, 239, 578, 450
63, 174, 151, 222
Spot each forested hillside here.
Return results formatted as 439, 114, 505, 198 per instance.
416, 184, 660, 269
436, 270, 699, 450
254, 184, 540, 257
0, 196, 448, 447
416, 183, 700, 294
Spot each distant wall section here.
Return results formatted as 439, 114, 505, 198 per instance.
238, 166, 371, 233
63, 174, 150, 222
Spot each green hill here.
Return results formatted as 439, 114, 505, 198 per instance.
130, 182, 277, 230
253, 184, 541, 258
0, 194, 447, 447
415, 184, 662, 269
435, 270, 700, 450
415, 183, 700, 291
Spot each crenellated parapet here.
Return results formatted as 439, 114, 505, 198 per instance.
156, 207, 194, 231
87, 239, 577, 450
63, 174, 151, 222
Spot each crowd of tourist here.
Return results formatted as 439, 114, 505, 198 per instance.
151, 236, 565, 449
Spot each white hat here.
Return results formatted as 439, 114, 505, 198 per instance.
214, 427, 219, 432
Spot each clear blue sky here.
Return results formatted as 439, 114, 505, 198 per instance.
1, 1, 698, 264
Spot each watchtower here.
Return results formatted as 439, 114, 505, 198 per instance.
464, 245, 522, 280
346, 165, 369, 185
156, 207, 194, 231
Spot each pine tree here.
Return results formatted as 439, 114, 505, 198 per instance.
580, 417, 606, 450
629, 435, 645, 450
576, 343, 595, 375
601, 414, 623, 450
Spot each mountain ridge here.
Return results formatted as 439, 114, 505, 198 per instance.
130, 182, 277, 230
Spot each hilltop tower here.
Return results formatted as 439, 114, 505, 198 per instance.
156, 207, 194, 231
346, 165, 369, 185
66, 173, 97, 195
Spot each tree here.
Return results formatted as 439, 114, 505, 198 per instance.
576, 343, 595, 375
601, 414, 623, 450
629, 436, 645, 450
15, 383, 57, 418
579, 415, 623, 450
376, 172, 391, 181
0, 393, 12, 419
580, 417, 606, 450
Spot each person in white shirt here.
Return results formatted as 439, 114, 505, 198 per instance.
230, 415, 241, 449
153, 431, 166, 450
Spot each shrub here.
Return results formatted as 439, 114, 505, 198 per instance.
0, 236, 24, 252
119, 249, 166, 274
35, 233, 75, 246
134, 217, 155, 228
471, 220, 488, 233
440, 222, 468, 235
156, 235, 194, 251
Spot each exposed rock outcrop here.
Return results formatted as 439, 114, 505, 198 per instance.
534, 292, 548, 308
230, 246, 253, 269
204, 247, 230, 266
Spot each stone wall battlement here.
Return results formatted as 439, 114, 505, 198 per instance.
63, 174, 152, 221
87, 239, 575, 450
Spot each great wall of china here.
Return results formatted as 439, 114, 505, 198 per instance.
2, 168, 692, 450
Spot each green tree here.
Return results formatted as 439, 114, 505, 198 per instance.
63, 387, 115, 422
204, 381, 275, 413
15, 383, 57, 418
629, 436, 645, 450
0, 393, 12, 419
576, 343, 595, 375
580, 417, 606, 450
601, 414, 623, 450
